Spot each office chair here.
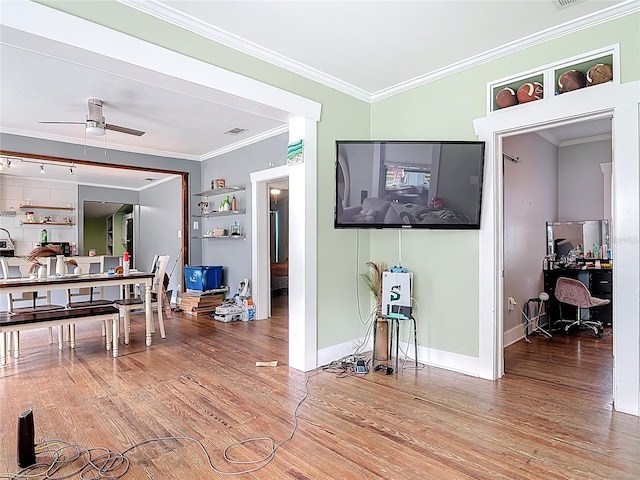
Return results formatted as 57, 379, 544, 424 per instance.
554, 277, 608, 338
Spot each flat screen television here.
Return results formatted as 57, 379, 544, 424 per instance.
335, 140, 485, 229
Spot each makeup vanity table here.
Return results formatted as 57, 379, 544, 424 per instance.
543, 220, 613, 329
543, 266, 612, 328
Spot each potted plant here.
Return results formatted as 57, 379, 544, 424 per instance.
360, 261, 387, 316
361, 261, 389, 361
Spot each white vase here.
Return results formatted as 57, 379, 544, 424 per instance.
56, 255, 65, 276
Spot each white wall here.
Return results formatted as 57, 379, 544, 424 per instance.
0, 175, 77, 256
502, 133, 558, 342
558, 140, 611, 220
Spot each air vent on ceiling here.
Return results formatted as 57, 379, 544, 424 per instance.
223, 127, 248, 135
552, 0, 582, 9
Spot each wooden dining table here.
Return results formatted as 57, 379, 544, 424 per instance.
0, 271, 156, 346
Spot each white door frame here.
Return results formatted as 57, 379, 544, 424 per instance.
475, 81, 640, 415
251, 165, 289, 320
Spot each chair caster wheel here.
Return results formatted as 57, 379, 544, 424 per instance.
596, 332, 603, 338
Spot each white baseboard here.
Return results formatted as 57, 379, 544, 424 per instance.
316, 335, 372, 368
504, 324, 525, 347
317, 337, 480, 378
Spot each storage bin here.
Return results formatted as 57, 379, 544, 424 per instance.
184, 265, 223, 291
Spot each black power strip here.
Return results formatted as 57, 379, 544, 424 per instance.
355, 360, 368, 374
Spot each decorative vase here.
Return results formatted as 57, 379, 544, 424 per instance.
56, 255, 65, 276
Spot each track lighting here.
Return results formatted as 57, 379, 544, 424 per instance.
5, 158, 79, 177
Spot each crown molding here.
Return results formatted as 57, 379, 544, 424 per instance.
1, 126, 290, 163
560, 133, 612, 147
201, 125, 289, 160
117, 0, 372, 103
119, 0, 639, 104
371, 1, 640, 102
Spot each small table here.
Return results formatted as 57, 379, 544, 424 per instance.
373, 314, 418, 373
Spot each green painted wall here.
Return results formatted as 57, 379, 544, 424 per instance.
38, 1, 639, 356
370, 13, 640, 356
84, 217, 106, 256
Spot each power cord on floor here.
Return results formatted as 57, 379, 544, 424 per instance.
1, 377, 312, 479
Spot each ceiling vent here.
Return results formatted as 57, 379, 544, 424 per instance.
552, 0, 582, 9
223, 127, 248, 135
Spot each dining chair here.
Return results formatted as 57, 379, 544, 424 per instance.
65, 256, 111, 308
64, 255, 113, 342
115, 255, 171, 344
0, 257, 65, 358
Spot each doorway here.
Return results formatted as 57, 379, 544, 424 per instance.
268, 181, 289, 314
474, 80, 640, 415
83, 201, 134, 258
501, 122, 614, 385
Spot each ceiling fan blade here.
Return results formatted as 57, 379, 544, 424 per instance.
105, 123, 145, 136
39, 121, 85, 125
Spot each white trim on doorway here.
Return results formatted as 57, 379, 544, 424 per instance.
475, 81, 640, 416
251, 165, 289, 321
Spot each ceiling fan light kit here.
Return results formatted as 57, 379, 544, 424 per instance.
85, 120, 105, 136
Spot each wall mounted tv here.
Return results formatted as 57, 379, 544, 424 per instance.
335, 140, 485, 230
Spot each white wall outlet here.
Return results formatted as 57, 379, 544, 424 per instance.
177, 229, 181, 238
507, 297, 516, 311
193, 221, 198, 230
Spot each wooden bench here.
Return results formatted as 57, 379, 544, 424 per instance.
0, 305, 121, 365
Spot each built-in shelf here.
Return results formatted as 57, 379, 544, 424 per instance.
193, 209, 246, 218
20, 204, 75, 211
23, 221, 75, 226
487, 45, 618, 113
193, 185, 245, 197
193, 235, 246, 240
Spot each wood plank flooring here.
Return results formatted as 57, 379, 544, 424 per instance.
1, 298, 638, 479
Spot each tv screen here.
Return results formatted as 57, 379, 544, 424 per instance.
335, 140, 485, 229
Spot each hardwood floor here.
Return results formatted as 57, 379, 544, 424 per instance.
1, 300, 639, 479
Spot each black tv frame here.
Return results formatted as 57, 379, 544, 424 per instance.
334, 140, 485, 230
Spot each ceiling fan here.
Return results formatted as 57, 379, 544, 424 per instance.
39, 98, 145, 136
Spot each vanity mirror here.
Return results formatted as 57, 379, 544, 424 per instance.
546, 220, 610, 258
